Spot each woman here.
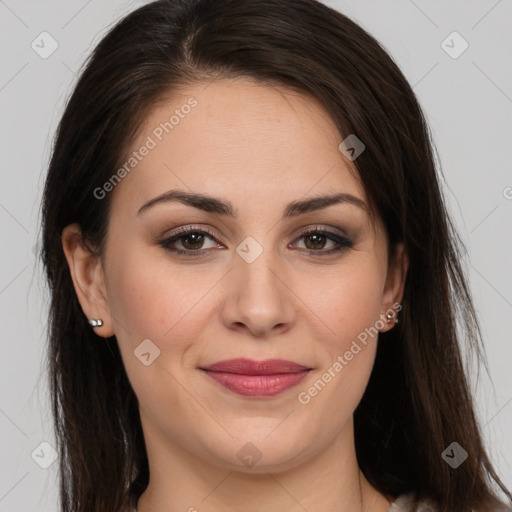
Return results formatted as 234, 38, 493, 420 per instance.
40, 0, 512, 511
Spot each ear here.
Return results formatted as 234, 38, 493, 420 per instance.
61, 223, 114, 338
379, 242, 408, 333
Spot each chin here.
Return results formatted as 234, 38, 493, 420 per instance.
202, 427, 315, 474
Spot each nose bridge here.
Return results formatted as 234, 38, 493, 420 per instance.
223, 233, 295, 335
234, 234, 283, 298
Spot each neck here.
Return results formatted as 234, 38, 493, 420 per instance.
136, 414, 393, 512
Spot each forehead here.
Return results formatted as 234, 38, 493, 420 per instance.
112, 77, 368, 213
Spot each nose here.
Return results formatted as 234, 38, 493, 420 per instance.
220, 245, 297, 339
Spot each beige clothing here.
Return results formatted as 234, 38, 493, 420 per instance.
387, 492, 437, 511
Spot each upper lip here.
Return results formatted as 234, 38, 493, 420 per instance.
200, 358, 311, 375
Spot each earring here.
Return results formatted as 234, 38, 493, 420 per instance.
88, 318, 103, 328
386, 308, 400, 324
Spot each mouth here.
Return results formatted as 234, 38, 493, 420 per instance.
199, 358, 312, 398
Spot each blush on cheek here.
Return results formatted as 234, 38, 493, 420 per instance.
308, 258, 381, 310
314, 293, 383, 354
106, 256, 169, 335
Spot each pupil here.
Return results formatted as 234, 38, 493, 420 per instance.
306, 234, 325, 250
184, 233, 203, 249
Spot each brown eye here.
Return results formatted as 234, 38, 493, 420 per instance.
303, 233, 329, 250
180, 232, 206, 250
292, 227, 354, 256
159, 227, 222, 256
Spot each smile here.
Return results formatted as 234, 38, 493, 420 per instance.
200, 358, 312, 397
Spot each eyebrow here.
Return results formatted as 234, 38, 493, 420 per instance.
137, 189, 368, 218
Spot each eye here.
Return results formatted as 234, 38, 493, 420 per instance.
158, 226, 222, 256
291, 226, 354, 256
158, 224, 354, 258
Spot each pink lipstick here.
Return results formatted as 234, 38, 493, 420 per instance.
200, 358, 311, 397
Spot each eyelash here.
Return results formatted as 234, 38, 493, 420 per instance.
158, 225, 354, 258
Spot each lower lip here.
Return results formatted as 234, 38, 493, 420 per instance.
202, 370, 310, 397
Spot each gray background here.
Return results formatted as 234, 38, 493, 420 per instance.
0, 0, 511, 510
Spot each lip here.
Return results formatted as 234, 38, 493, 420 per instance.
200, 358, 312, 398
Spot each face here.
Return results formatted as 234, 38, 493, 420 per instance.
64, 77, 407, 473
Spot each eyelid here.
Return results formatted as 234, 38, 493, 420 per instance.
293, 224, 351, 240
288, 225, 354, 256
161, 225, 226, 245
157, 223, 354, 258
160, 224, 350, 246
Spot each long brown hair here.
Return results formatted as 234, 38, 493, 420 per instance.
40, 1, 512, 511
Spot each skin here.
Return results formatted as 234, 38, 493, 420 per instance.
62, 77, 408, 512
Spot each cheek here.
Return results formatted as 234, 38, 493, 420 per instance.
106, 249, 188, 338
107, 266, 166, 342
296, 267, 382, 430
306, 260, 385, 350
104, 254, 206, 409
299, 260, 385, 417
105, 250, 222, 365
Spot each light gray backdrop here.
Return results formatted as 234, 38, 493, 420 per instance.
0, 0, 511, 510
